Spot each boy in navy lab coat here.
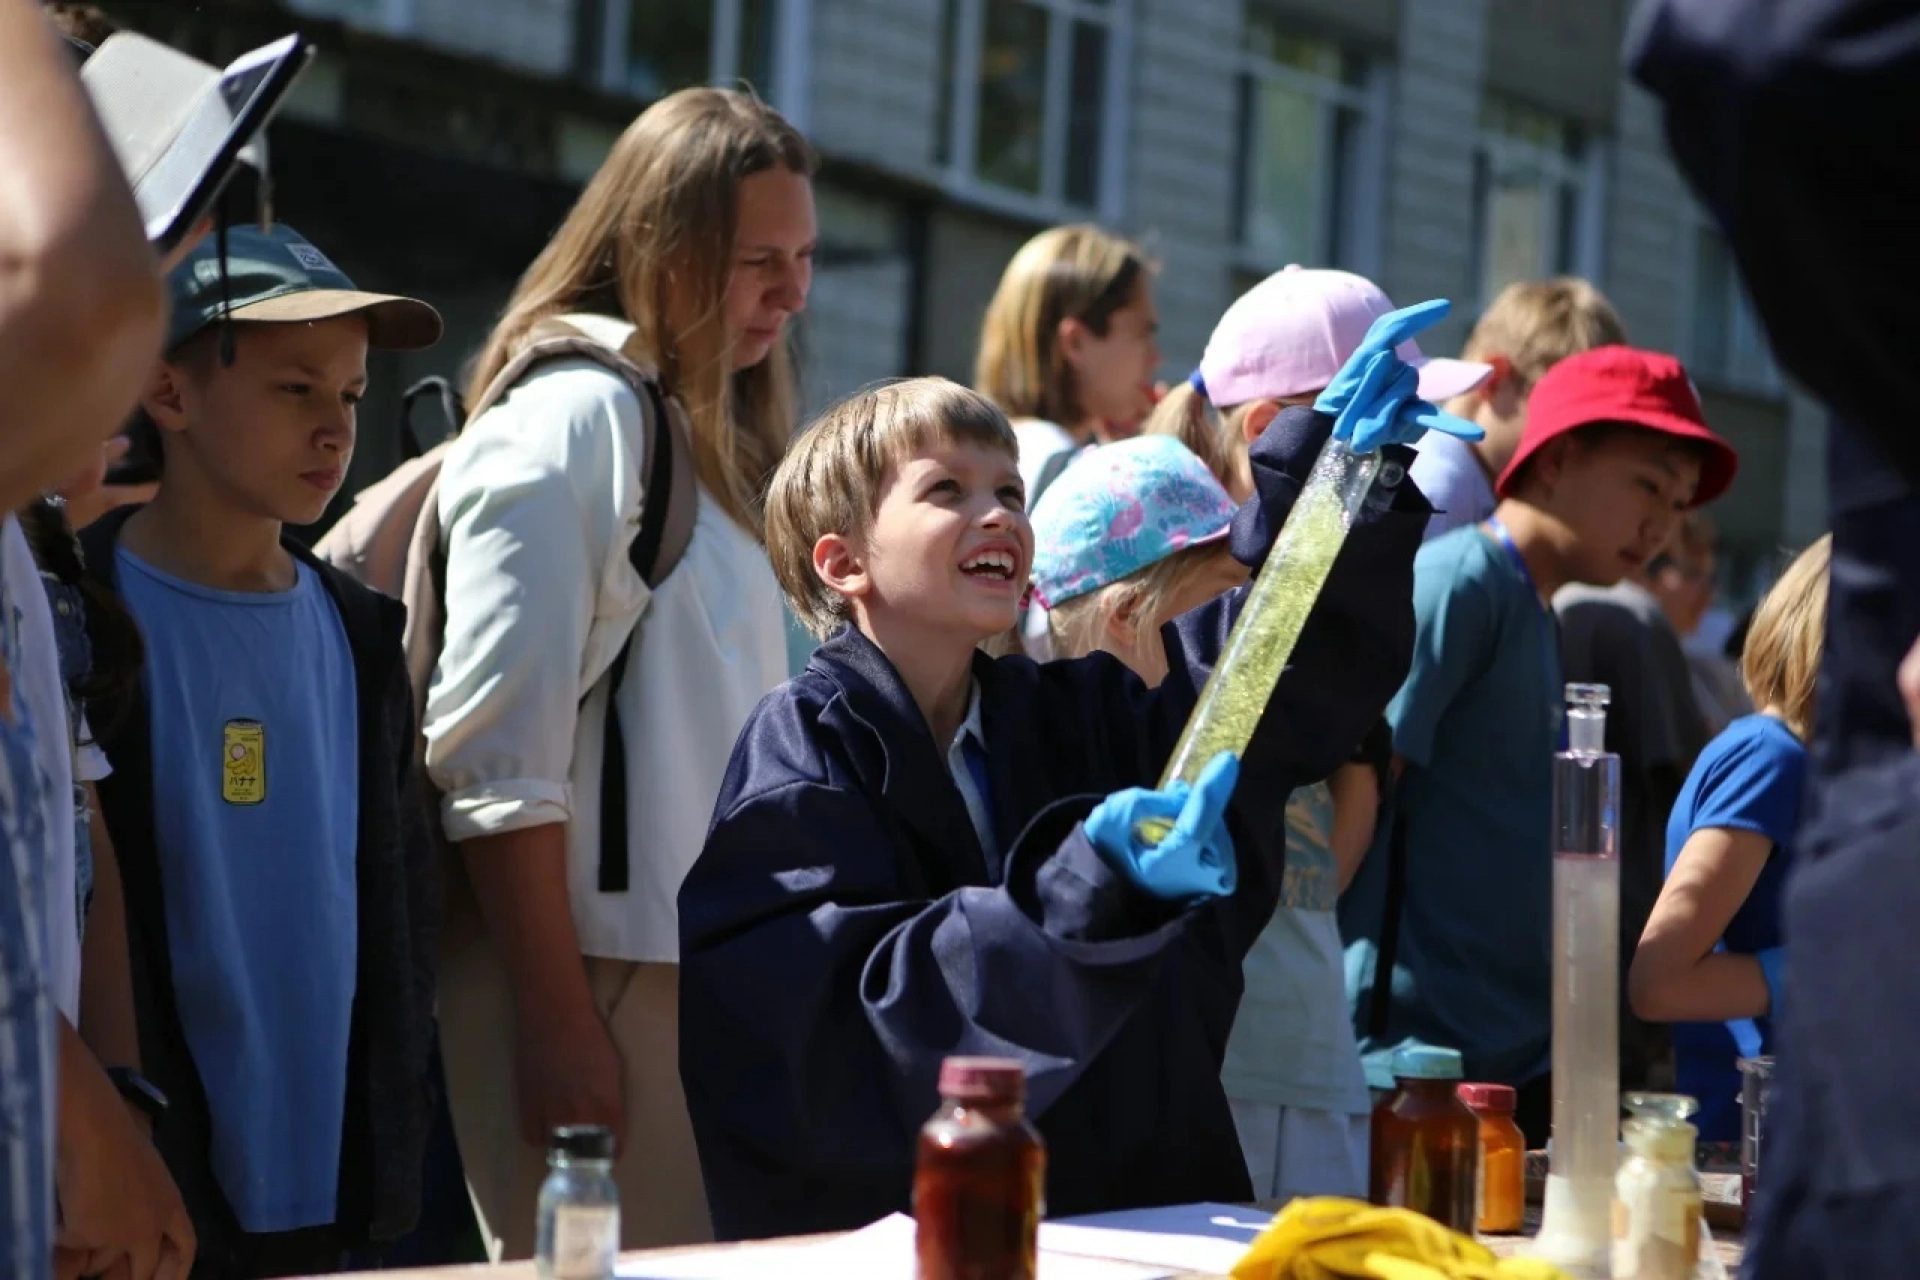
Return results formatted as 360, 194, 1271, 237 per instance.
677, 305, 1475, 1240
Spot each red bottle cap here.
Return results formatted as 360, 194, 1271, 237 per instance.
1457, 1083, 1517, 1113
939, 1056, 1026, 1104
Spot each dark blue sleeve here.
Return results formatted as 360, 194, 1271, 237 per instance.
681, 766, 1189, 1227
1628, 0, 1920, 484
1688, 724, 1809, 849
1155, 408, 1429, 985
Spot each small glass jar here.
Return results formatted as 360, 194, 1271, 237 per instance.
1457, 1083, 1524, 1234
1612, 1093, 1703, 1280
536, 1124, 620, 1280
914, 1057, 1047, 1280
1369, 1046, 1479, 1233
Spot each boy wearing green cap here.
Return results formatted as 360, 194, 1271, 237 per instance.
80, 224, 445, 1277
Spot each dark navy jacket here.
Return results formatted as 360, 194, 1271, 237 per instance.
679, 409, 1429, 1241
1632, 4, 1920, 1275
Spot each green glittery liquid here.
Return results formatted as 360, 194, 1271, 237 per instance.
1137, 441, 1386, 843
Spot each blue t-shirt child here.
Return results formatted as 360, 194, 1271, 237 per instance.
117, 547, 359, 1232
1343, 524, 1562, 1088
1663, 713, 1805, 1141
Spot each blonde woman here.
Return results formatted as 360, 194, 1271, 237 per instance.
1629, 535, 1830, 1141
975, 224, 1162, 502
423, 88, 816, 1254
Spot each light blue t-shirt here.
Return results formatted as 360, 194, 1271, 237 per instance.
1223, 782, 1372, 1115
1342, 525, 1561, 1088
118, 548, 359, 1232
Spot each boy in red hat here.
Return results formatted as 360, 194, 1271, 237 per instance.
1343, 345, 1737, 1145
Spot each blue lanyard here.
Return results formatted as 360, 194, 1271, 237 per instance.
1484, 516, 1542, 607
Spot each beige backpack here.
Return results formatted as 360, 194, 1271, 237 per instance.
314, 317, 696, 892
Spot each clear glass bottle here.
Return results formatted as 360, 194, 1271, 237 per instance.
1611, 1093, 1703, 1280
914, 1056, 1047, 1280
536, 1124, 620, 1280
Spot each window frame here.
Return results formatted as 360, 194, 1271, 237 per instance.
937, 0, 1131, 223
1230, 30, 1387, 278
1468, 95, 1608, 309
599, 0, 812, 121
1680, 210, 1784, 399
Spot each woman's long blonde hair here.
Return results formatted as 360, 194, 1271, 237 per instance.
1741, 534, 1831, 741
468, 88, 815, 536
974, 224, 1147, 429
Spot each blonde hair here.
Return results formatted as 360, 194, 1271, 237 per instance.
1462, 277, 1627, 388
1047, 542, 1245, 662
1140, 382, 1314, 499
768, 378, 1018, 637
1740, 534, 1831, 741
975, 224, 1148, 428
468, 88, 815, 537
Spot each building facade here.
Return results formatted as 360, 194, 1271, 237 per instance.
134, 0, 1824, 598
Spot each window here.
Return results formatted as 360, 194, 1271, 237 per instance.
602, 0, 781, 103
1688, 220, 1781, 395
283, 0, 412, 32
1232, 18, 1381, 273
936, 0, 1125, 215
1470, 96, 1602, 305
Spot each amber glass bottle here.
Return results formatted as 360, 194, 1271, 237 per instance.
913, 1057, 1047, 1280
1370, 1046, 1479, 1233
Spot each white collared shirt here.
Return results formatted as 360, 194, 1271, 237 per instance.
944, 680, 996, 864
423, 314, 788, 964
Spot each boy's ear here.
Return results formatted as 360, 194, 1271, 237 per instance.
812, 532, 870, 602
1240, 399, 1282, 445
1524, 435, 1577, 498
142, 361, 193, 435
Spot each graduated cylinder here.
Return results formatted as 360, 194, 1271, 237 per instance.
1532, 683, 1621, 1277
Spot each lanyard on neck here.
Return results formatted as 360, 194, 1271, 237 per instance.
1484, 516, 1544, 606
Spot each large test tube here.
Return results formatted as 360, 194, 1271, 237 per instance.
1154, 437, 1396, 792
1532, 683, 1622, 1277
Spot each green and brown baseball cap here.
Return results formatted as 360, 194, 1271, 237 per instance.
166, 223, 443, 352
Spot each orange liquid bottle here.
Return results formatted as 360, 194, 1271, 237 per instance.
914, 1057, 1046, 1280
1458, 1083, 1525, 1234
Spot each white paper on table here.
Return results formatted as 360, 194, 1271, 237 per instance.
1040, 1202, 1271, 1272
618, 1212, 1173, 1280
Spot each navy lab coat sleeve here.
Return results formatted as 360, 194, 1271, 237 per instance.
1628, 0, 1920, 485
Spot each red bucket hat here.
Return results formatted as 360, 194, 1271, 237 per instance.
1496, 346, 1738, 507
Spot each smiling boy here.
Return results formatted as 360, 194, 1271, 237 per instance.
79, 225, 446, 1277
1343, 346, 1737, 1145
678, 373, 1434, 1240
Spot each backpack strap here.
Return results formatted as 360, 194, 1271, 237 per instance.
1367, 807, 1410, 1041
468, 320, 699, 893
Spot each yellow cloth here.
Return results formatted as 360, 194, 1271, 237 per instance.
1231, 1198, 1571, 1280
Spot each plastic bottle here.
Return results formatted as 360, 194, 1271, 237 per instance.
1611, 1092, 1704, 1280
1369, 1046, 1480, 1232
914, 1056, 1047, 1280
535, 1124, 619, 1280
1458, 1083, 1525, 1234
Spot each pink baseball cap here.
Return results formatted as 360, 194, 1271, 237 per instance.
1193, 265, 1494, 407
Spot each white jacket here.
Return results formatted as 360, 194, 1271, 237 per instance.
422, 314, 787, 963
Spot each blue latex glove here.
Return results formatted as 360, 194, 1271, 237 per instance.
1758, 946, 1787, 1016
1083, 753, 1240, 903
1313, 299, 1486, 453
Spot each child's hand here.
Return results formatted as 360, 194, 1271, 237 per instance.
1315, 300, 1484, 453
1084, 752, 1239, 902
